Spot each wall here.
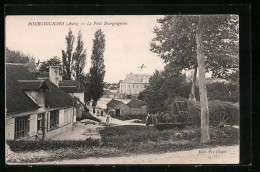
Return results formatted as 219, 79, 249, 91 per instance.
59, 109, 64, 127
120, 83, 148, 95
116, 104, 130, 115
45, 107, 74, 139
29, 114, 37, 137
5, 117, 15, 140
25, 90, 45, 107
49, 66, 60, 87
6, 107, 75, 140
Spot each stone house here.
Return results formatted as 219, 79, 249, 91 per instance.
119, 72, 151, 96
106, 99, 129, 116
6, 64, 77, 140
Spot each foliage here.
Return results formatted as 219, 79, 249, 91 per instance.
150, 15, 239, 99
7, 125, 238, 163
72, 31, 87, 81
139, 62, 190, 114
85, 29, 106, 103
62, 29, 75, 80
99, 125, 238, 153
6, 47, 30, 64
5, 47, 37, 72
39, 56, 61, 72
151, 15, 238, 79
7, 138, 99, 152
185, 100, 239, 126
207, 82, 238, 102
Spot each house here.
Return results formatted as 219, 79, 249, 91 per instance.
34, 66, 85, 119
6, 64, 77, 140
119, 72, 151, 96
126, 99, 147, 115
106, 99, 129, 116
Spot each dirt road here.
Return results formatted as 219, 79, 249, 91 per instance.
25, 145, 239, 165
88, 106, 145, 126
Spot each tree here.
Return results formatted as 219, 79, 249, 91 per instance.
25, 57, 37, 72
72, 31, 87, 81
5, 47, 37, 72
85, 29, 106, 104
39, 56, 61, 72
139, 63, 190, 114
150, 15, 239, 101
6, 47, 29, 63
196, 15, 210, 143
62, 29, 75, 80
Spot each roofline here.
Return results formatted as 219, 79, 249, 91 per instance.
6, 63, 27, 66
17, 80, 46, 82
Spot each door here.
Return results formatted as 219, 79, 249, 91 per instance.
116, 109, 120, 116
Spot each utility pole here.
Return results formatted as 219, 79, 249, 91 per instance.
196, 15, 210, 143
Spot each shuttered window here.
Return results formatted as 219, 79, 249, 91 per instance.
15, 116, 30, 139
50, 110, 59, 129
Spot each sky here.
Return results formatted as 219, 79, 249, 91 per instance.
5, 15, 166, 83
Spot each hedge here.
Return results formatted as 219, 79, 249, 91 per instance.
187, 100, 239, 126
7, 138, 99, 152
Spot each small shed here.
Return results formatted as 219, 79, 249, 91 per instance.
106, 99, 129, 116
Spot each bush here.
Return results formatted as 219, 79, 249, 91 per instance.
99, 125, 238, 153
207, 82, 238, 102
191, 82, 238, 103
7, 138, 100, 152
188, 100, 239, 126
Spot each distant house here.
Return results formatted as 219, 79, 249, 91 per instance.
106, 99, 129, 116
6, 64, 77, 140
127, 99, 147, 115
119, 72, 151, 96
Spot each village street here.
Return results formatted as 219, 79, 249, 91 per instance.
88, 98, 145, 126
22, 145, 239, 165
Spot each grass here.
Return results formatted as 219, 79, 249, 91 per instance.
7, 125, 239, 163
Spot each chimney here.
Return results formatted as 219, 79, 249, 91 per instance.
49, 66, 60, 87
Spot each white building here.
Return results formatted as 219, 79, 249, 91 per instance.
119, 72, 151, 95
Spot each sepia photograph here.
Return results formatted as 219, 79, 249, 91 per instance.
5, 14, 239, 165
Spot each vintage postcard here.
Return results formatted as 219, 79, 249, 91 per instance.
5, 15, 239, 165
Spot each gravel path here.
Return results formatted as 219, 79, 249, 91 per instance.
23, 145, 239, 165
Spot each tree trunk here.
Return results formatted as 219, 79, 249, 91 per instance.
196, 15, 210, 143
190, 66, 197, 101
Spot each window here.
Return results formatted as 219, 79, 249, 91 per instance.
50, 110, 59, 129
15, 116, 30, 139
37, 113, 44, 131
133, 85, 134, 88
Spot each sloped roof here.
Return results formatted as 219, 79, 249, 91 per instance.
127, 99, 146, 108
106, 99, 125, 109
18, 80, 48, 91
59, 80, 85, 93
6, 64, 76, 115
6, 64, 41, 114
44, 80, 77, 108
